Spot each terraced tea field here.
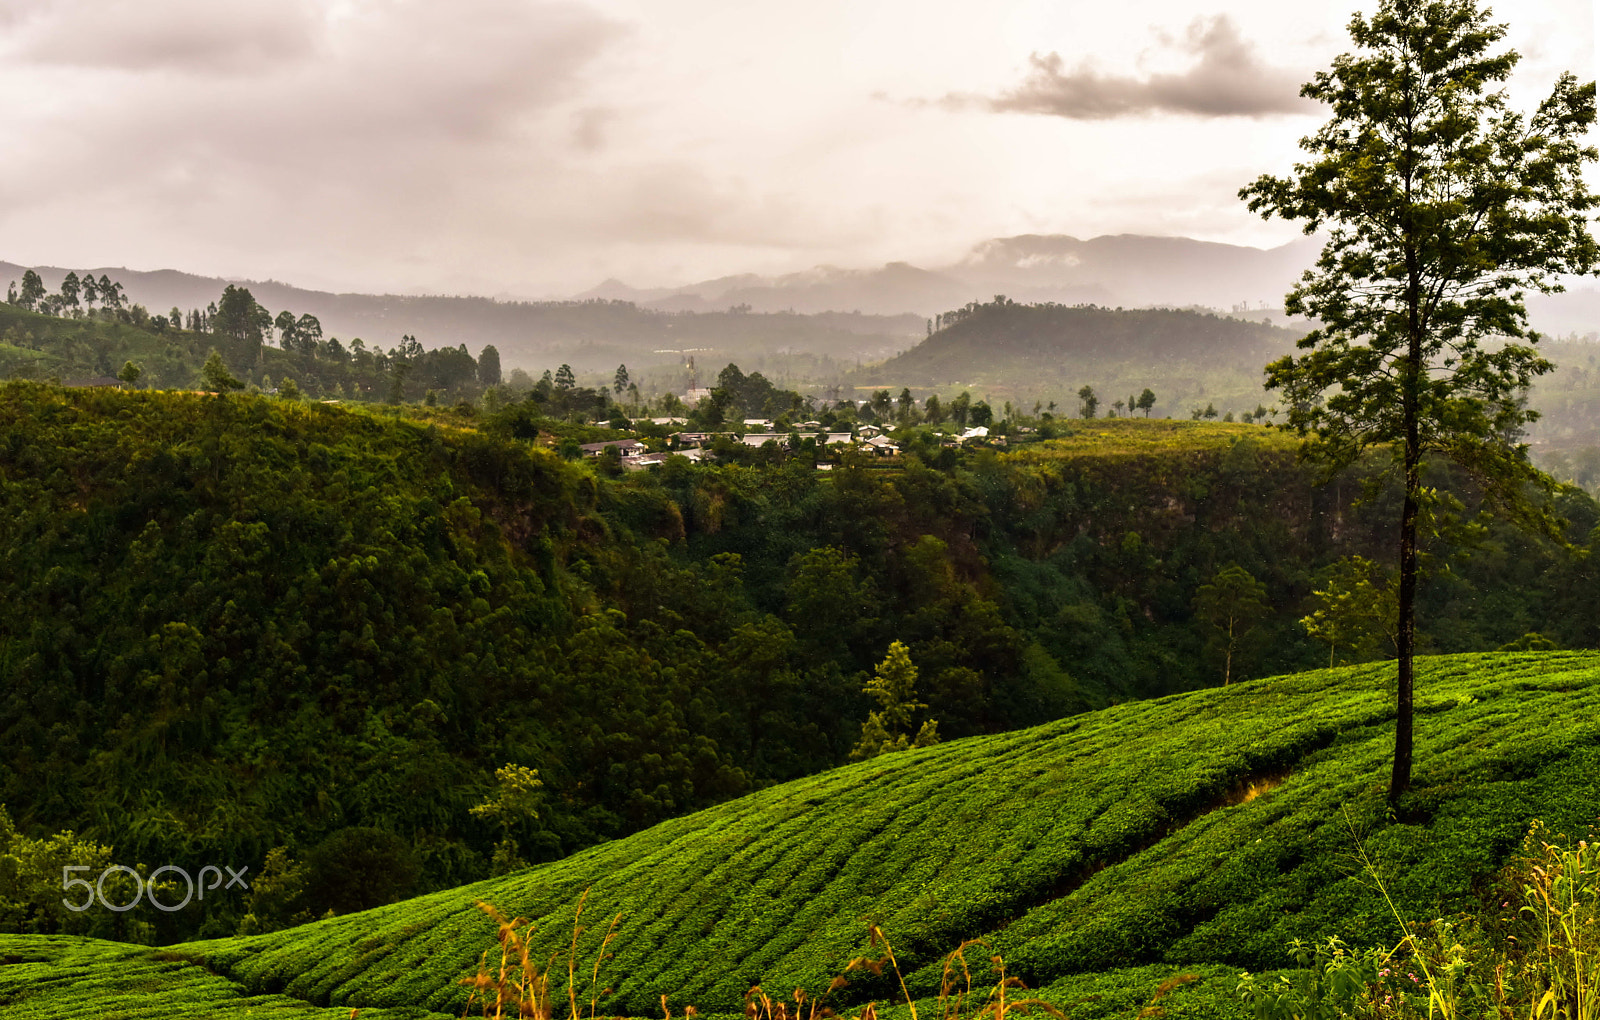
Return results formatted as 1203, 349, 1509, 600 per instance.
3, 652, 1598, 1019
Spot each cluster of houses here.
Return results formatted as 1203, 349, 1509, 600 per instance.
577, 418, 998, 470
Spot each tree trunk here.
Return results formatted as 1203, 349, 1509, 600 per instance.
1391, 135, 1425, 801
1225, 616, 1234, 686
1392, 307, 1422, 802
1392, 458, 1418, 801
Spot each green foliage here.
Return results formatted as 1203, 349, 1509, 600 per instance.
0, 384, 764, 936
0, 933, 442, 1018
1192, 564, 1270, 685
1302, 557, 1398, 667
1238, 822, 1600, 1020
235, 847, 312, 936
470, 765, 543, 826
1077, 386, 1098, 420
1497, 631, 1559, 652
0, 285, 517, 404
865, 641, 925, 735
0, 386, 1594, 954
212, 285, 270, 369
302, 827, 421, 917
0, 805, 114, 936
17, 270, 46, 311
851, 641, 941, 760
200, 349, 243, 392
1244, 0, 1599, 481
868, 300, 1299, 421
479, 345, 502, 387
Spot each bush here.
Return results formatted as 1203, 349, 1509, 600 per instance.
302, 827, 421, 916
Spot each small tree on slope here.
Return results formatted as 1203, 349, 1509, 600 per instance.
851, 641, 940, 760
1240, 0, 1599, 799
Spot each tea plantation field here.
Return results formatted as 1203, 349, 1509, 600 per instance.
3, 651, 1598, 1019
0, 934, 445, 1018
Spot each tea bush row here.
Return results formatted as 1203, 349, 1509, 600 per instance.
0, 933, 448, 1018
198, 652, 1600, 1016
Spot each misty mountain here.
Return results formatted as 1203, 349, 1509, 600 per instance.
9, 231, 1594, 386
576, 261, 970, 317
0, 261, 923, 377
578, 234, 1322, 318
577, 234, 1600, 338
950, 233, 1324, 310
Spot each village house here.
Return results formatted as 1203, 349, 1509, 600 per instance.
623, 448, 705, 470
735, 432, 856, 447
579, 438, 648, 458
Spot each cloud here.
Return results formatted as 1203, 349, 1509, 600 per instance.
0, 0, 629, 187
6, 0, 323, 75
570, 106, 616, 152
0, 0, 636, 292
982, 16, 1314, 120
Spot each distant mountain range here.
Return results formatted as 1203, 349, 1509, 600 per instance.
574, 234, 1325, 316
574, 232, 1600, 336
0, 261, 923, 378
6, 233, 1596, 380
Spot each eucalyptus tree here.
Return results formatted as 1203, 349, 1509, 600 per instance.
18, 270, 45, 311
59, 271, 80, 314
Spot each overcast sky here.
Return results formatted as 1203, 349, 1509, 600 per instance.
0, 0, 1593, 297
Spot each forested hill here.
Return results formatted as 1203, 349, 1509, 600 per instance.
859, 299, 1305, 413
1, 385, 1594, 948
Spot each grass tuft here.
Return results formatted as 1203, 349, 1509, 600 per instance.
458, 892, 621, 1020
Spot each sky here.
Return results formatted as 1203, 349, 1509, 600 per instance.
0, 0, 1593, 298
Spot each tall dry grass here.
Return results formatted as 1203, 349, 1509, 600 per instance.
457, 907, 1177, 1020
458, 890, 621, 1020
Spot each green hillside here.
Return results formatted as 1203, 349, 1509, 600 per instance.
6, 652, 1585, 1019
0, 301, 200, 386
3, 383, 1594, 949
858, 298, 1303, 415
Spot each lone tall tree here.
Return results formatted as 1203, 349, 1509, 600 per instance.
1241, 0, 1598, 799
